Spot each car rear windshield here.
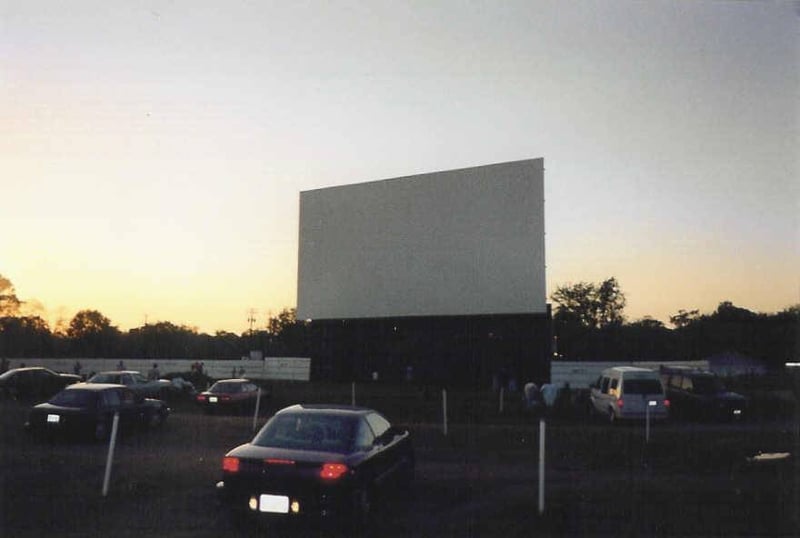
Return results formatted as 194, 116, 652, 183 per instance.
89, 374, 118, 383
49, 390, 98, 408
623, 379, 663, 395
209, 382, 243, 394
253, 413, 358, 454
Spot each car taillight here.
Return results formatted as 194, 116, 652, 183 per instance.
319, 463, 348, 480
222, 457, 240, 473
221, 395, 231, 401
196, 394, 206, 402
664, 399, 670, 408
617, 398, 624, 408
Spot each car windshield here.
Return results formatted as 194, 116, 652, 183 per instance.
253, 413, 358, 454
692, 376, 725, 394
88, 373, 118, 383
49, 390, 98, 408
623, 379, 663, 395
209, 382, 243, 394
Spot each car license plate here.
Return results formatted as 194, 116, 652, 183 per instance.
733, 409, 742, 415
259, 494, 289, 513
209, 396, 218, 403
47, 414, 60, 424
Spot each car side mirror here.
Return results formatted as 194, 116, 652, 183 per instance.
374, 427, 404, 446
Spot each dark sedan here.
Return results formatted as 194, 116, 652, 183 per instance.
87, 370, 173, 399
25, 383, 170, 441
217, 404, 414, 528
0, 367, 81, 402
196, 379, 264, 414
661, 367, 748, 421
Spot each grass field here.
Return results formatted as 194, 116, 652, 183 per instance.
1, 382, 797, 537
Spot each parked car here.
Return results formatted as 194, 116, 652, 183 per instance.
161, 372, 198, 397
196, 379, 264, 414
589, 366, 670, 423
25, 383, 169, 441
217, 404, 414, 528
0, 367, 82, 402
660, 366, 747, 421
86, 370, 173, 399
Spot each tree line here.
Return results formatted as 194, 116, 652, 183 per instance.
551, 277, 798, 369
0, 274, 304, 360
1, 274, 797, 368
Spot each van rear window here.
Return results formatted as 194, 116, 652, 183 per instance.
623, 379, 663, 394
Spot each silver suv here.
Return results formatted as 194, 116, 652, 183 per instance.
589, 366, 670, 423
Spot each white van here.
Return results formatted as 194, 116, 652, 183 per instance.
589, 367, 669, 422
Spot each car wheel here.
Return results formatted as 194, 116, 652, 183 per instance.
148, 410, 165, 429
397, 457, 415, 493
94, 421, 109, 442
586, 400, 596, 420
351, 485, 372, 529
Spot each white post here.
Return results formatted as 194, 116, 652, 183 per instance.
538, 419, 545, 514
351, 382, 356, 406
499, 387, 504, 414
102, 412, 120, 497
646, 400, 655, 443
252, 388, 262, 432
442, 389, 448, 436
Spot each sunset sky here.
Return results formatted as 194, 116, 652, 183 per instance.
2, 1, 797, 334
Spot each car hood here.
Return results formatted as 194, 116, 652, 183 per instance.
226, 443, 348, 464
31, 403, 93, 414
716, 391, 747, 402
59, 374, 83, 382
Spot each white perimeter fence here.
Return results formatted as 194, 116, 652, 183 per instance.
5, 357, 311, 382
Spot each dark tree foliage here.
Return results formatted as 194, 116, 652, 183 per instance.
0, 316, 55, 357
551, 277, 626, 329
0, 275, 22, 317
551, 277, 797, 367
673, 302, 799, 368
0, 273, 795, 368
251, 308, 309, 357
66, 310, 121, 358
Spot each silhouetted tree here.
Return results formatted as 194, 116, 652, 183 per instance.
669, 309, 700, 329
66, 309, 120, 357
263, 308, 308, 356
551, 277, 626, 329
619, 317, 676, 360
0, 315, 54, 357
0, 274, 22, 316
551, 277, 627, 360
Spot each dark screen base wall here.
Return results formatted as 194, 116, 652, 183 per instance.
305, 310, 552, 388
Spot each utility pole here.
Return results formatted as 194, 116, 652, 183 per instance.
247, 308, 257, 335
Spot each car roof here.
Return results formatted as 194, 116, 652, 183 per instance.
212, 378, 251, 384
661, 366, 714, 376
94, 370, 141, 375
65, 382, 127, 391
276, 403, 375, 417
607, 366, 654, 373
2, 366, 56, 374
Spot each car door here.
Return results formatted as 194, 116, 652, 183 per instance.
351, 417, 382, 484
99, 388, 123, 431
119, 387, 150, 430
591, 375, 612, 414
365, 412, 401, 486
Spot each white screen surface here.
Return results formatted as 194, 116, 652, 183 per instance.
297, 158, 545, 320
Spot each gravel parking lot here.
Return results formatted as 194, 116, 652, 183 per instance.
1, 394, 797, 537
